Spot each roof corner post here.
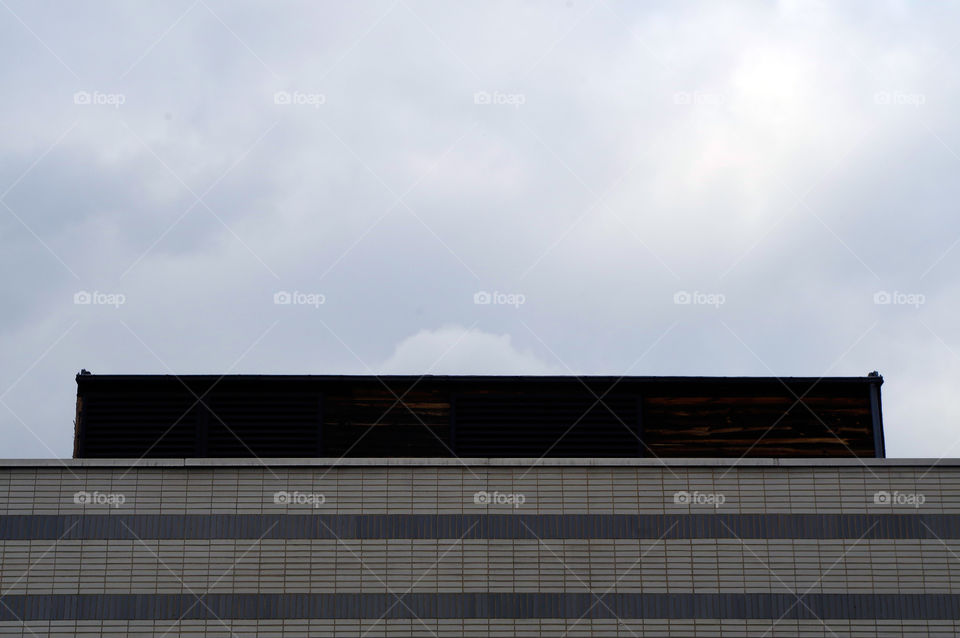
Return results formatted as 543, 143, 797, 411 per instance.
316, 394, 325, 457
869, 382, 885, 458
636, 395, 645, 458
449, 393, 457, 456
73, 392, 85, 459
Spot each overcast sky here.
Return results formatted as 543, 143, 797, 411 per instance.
1, 1, 958, 459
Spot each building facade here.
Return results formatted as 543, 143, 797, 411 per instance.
72, 374, 885, 459
0, 457, 957, 637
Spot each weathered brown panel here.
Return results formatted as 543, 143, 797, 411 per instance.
643, 394, 874, 457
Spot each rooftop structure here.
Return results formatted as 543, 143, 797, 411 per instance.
73, 373, 885, 459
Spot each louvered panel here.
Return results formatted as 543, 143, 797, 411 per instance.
78, 390, 197, 458
73, 375, 884, 458
323, 385, 450, 457
453, 394, 639, 457
204, 392, 321, 458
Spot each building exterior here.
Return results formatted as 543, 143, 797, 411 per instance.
1, 457, 958, 636
72, 374, 885, 459
6, 373, 954, 636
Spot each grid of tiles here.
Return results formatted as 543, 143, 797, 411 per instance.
1, 465, 958, 514
2, 513, 959, 539
0, 538, 955, 594
2, 592, 960, 621
0, 461, 957, 636
1, 618, 959, 637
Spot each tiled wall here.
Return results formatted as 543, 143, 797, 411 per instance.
1, 619, 959, 638
0, 460, 958, 636
3, 538, 957, 594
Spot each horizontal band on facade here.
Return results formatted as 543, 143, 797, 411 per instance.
0, 593, 957, 621
0, 513, 956, 540
0, 458, 952, 467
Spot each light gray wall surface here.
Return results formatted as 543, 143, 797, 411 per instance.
0, 459, 957, 637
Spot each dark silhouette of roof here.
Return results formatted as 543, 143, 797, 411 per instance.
74, 373, 884, 459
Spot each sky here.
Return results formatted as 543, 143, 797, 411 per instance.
1, 0, 958, 459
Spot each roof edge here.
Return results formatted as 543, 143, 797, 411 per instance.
74, 373, 884, 384
0, 457, 942, 469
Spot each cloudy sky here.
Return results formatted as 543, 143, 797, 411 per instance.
1, 0, 957, 459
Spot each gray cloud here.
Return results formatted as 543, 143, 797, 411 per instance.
1, 0, 958, 458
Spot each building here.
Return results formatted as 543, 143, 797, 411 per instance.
3, 373, 959, 636
72, 373, 885, 458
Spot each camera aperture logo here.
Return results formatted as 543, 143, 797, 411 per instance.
73, 90, 125, 108
873, 290, 925, 308
473, 490, 526, 509
874, 90, 925, 107
273, 490, 326, 508
473, 90, 525, 108
673, 490, 725, 508
274, 290, 325, 307
873, 490, 925, 508
273, 90, 326, 108
674, 290, 725, 308
74, 290, 126, 308
473, 290, 526, 308
73, 491, 126, 508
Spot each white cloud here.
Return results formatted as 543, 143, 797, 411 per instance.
378, 326, 562, 375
